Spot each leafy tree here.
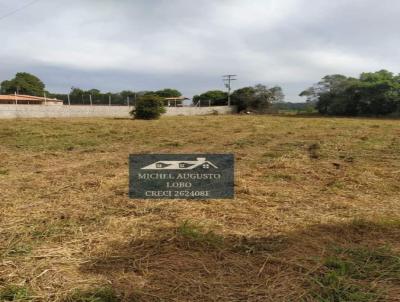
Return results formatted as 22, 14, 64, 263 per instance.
192, 90, 228, 106
301, 70, 400, 116
356, 70, 400, 115
67, 87, 86, 105
251, 84, 284, 111
0, 72, 45, 96
70, 87, 85, 97
130, 94, 166, 119
87, 89, 100, 95
120, 90, 136, 99
155, 88, 182, 98
119, 90, 136, 105
231, 84, 284, 112
231, 86, 256, 111
299, 87, 317, 103
139, 91, 155, 96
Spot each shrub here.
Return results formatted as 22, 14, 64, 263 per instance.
130, 94, 166, 120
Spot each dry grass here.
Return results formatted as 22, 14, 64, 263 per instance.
0, 115, 400, 301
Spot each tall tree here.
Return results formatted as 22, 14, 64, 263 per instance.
301, 70, 400, 116
231, 84, 284, 112
0, 72, 45, 96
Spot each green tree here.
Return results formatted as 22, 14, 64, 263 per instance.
155, 88, 182, 98
357, 70, 400, 115
231, 84, 284, 112
69, 87, 85, 105
192, 90, 228, 106
120, 90, 135, 99
0, 72, 45, 96
302, 70, 400, 116
231, 86, 256, 111
130, 94, 166, 119
252, 84, 284, 111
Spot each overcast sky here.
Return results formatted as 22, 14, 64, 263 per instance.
1, 0, 399, 101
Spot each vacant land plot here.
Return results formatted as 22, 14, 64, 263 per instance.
1, 115, 400, 301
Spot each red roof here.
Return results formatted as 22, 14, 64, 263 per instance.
0, 94, 62, 102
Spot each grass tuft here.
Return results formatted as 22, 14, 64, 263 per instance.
177, 221, 224, 248
0, 285, 32, 301
308, 245, 400, 301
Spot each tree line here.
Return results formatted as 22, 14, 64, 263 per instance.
0, 73, 285, 111
0, 73, 183, 105
301, 70, 400, 116
53, 87, 182, 105
5, 71, 399, 116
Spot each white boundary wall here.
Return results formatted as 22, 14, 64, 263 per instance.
0, 105, 236, 119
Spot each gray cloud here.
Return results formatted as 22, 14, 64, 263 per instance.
1, 0, 399, 101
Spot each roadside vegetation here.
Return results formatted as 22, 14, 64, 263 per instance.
1, 115, 399, 301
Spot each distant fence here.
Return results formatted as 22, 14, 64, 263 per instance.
0, 105, 237, 119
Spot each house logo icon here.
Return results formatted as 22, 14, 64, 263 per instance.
141, 157, 218, 170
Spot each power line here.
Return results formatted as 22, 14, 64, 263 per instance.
0, 0, 41, 22
222, 74, 237, 106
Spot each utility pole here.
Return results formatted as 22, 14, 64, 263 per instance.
109, 95, 111, 106
67, 94, 71, 106
222, 74, 237, 106
89, 94, 93, 106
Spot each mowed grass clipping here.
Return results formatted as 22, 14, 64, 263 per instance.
0, 115, 400, 301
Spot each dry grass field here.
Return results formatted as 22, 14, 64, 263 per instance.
1, 115, 400, 302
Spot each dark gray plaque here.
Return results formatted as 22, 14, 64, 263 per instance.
129, 154, 234, 199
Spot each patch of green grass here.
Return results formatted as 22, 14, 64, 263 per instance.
29, 220, 79, 241
5, 243, 32, 257
0, 169, 9, 175
177, 221, 223, 248
328, 246, 400, 281
310, 271, 379, 302
307, 245, 400, 301
64, 287, 120, 302
0, 285, 32, 301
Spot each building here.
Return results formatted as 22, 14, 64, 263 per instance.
164, 96, 189, 107
0, 94, 63, 105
